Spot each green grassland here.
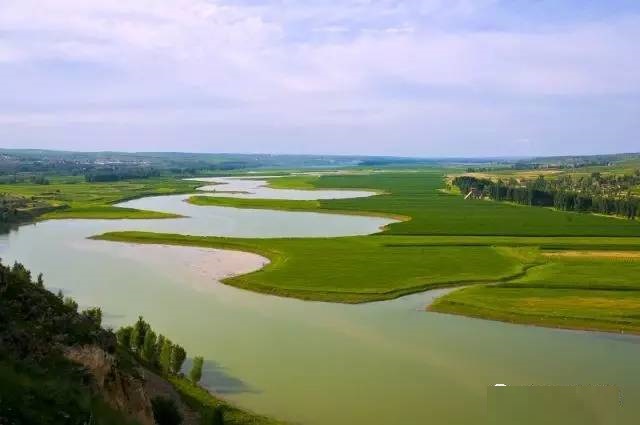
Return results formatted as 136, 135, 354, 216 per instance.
431, 286, 640, 334
91, 170, 640, 333
186, 195, 406, 220
188, 196, 322, 212
198, 171, 640, 236
264, 175, 320, 189
92, 231, 640, 321
0, 176, 200, 219
315, 172, 640, 236
169, 376, 286, 425
93, 232, 530, 302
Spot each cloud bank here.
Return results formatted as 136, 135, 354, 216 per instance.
1, 0, 639, 156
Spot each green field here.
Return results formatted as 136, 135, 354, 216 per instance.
188, 196, 322, 212
431, 286, 640, 334
0, 176, 200, 219
257, 171, 640, 236
94, 232, 533, 303
60, 170, 640, 333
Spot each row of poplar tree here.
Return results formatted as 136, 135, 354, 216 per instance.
453, 175, 640, 219
116, 316, 204, 383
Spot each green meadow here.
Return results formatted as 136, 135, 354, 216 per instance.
0, 176, 200, 219
25, 169, 640, 333
216, 171, 640, 236
94, 231, 640, 333
431, 286, 640, 334
94, 232, 531, 303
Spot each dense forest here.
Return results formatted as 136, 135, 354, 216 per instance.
453, 173, 640, 219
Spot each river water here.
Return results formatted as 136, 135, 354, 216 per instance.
0, 177, 637, 424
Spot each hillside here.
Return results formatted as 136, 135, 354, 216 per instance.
0, 260, 285, 425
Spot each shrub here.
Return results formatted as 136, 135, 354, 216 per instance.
151, 396, 183, 425
189, 356, 204, 383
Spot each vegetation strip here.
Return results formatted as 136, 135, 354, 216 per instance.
99, 171, 640, 333
187, 195, 409, 221
1, 175, 202, 220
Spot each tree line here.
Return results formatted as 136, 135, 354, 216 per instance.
116, 318, 219, 425
452, 174, 640, 219
84, 166, 161, 182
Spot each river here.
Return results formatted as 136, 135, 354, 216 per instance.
1, 177, 638, 424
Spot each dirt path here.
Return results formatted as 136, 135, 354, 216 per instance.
140, 368, 200, 425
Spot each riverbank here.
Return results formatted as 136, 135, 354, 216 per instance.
92, 231, 531, 303
186, 195, 410, 222
91, 231, 640, 334
430, 285, 640, 335
172, 172, 640, 333
4, 172, 640, 424
1, 175, 201, 220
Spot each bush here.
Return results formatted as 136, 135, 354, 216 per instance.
189, 356, 204, 383
151, 396, 183, 425
202, 407, 224, 425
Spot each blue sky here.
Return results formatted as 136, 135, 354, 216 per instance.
1, 0, 639, 156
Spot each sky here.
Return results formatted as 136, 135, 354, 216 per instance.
1, 0, 639, 157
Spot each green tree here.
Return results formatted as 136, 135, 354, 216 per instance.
170, 345, 187, 374
130, 316, 149, 352
63, 296, 78, 312
116, 326, 133, 348
82, 307, 102, 327
159, 339, 174, 373
35, 273, 44, 288
155, 334, 167, 366
189, 356, 204, 383
142, 329, 157, 363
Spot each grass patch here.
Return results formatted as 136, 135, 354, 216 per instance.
42, 206, 181, 220
188, 196, 321, 211
0, 176, 200, 219
268, 171, 640, 236
431, 286, 640, 334
431, 252, 640, 333
186, 195, 407, 221
504, 255, 640, 290
264, 175, 318, 189
93, 232, 531, 303
169, 376, 286, 425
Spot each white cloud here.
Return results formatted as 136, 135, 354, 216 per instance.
0, 0, 639, 154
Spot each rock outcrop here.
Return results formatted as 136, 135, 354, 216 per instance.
65, 345, 155, 425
